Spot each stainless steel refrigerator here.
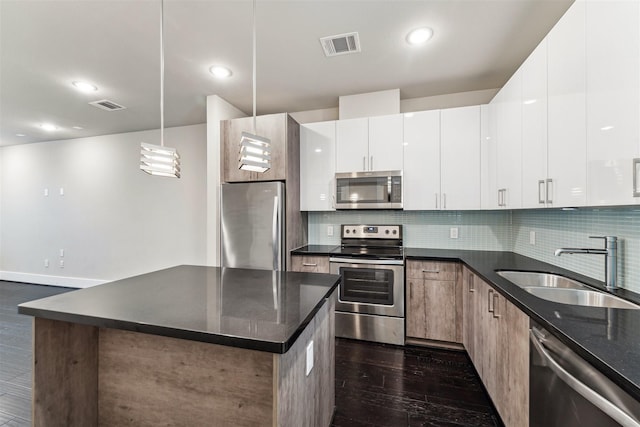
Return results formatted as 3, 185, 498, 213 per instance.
221, 182, 285, 271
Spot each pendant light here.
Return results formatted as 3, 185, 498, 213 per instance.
238, 0, 271, 173
140, 0, 181, 178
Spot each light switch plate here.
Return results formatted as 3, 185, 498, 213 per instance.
530, 231, 536, 245
327, 225, 334, 237
305, 340, 314, 376
450, 227, 459, 239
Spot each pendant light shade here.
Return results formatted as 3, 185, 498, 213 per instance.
140, 142, 181, 177
238, 0, 271, 173
239, 132, 271, 172
140, 0, 181, 179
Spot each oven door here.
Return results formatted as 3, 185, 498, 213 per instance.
329, 258, 404, 317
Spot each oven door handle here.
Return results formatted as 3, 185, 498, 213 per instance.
329, 257, 405, 266
530, 329, 640, 427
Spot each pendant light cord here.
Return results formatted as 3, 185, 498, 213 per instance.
252, 0, 257, 133
160, 0, 165, 147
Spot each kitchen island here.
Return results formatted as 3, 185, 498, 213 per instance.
18, 265, 340, 427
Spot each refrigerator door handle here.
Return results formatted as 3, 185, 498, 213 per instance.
272, 196, 281, 271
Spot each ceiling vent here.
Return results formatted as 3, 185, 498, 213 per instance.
320, 32, 361, 57
89, 99, 127, 111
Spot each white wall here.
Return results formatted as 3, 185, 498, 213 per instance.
206, 95, 246, 267
0, 124, 206, 287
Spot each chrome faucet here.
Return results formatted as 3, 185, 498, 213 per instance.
554, 236, 618, 290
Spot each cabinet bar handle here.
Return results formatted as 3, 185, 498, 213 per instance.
435, 193, 438, 209
443, 193, 447, 209
546, 179, 553, 204
302, 263, 317, 267
633, 158, 639, 197
538, 180, 545, 204
488, 289, 494, 313
363, 156, 366, 171
370, 156, 373, 170
422, 269, 440, 274
492, 293, 501, 318
469, 276, 475, 293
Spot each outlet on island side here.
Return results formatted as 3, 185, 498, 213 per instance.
450, 227, 459, 239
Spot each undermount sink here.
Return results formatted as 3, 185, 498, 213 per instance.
496, 270, 640, 310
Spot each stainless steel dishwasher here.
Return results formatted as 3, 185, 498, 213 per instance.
530, 320, 640, 427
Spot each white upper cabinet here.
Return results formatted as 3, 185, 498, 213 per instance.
368, 114, 404, 172
547, 0, 587, 207
336, 118, 368, 172
481, 104, 498, 209
440, 106, 481, 210
521, 40, 549, 209
495, 70, 522, 209
403, 110, 441, 210
300, 121, 336, 211
586, 0, 640, 205
335, 114, 403, 173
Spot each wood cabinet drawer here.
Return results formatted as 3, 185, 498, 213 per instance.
290, 255, 329, 273
406, 261, 458, 281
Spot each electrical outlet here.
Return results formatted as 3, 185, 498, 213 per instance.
43, 188, 49, 197
305, 340, 314, 376
44, 259, 49, 268
530, 231, 536, 245
327, 225, 334, 237
59, 187, 65, 196
450, 227, 459, 239
59, 260, 64, 268
59, 249, 65, 257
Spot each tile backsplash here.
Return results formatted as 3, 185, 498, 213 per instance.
307, 206, 640, 293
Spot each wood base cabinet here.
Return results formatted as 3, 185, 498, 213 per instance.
406, 261, 462, 344
462, 266, 529, 427
290, 255, 330, 273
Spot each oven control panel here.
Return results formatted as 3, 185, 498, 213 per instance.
341, 225, 401, 239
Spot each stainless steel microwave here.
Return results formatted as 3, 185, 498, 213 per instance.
335, 171, 402, 209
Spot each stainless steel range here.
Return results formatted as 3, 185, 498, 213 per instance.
329, 225, 404, 345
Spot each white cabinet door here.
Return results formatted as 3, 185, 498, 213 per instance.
403, 111, 440, 210
481, 104, 498, 209
336, 118, 368, 172
441, 106, 481, 210
368, 114, 404, 171
521, 40, 549, 209
586, 0, 640, 206
547, 0, 587, 207
496, 70, 522, 209
300, 121, 336, 211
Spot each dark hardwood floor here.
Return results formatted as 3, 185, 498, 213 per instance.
1, 281, 502, 426
332, 338, 504, 427
0, 281, 71, 426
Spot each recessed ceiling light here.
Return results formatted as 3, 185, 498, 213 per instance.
600, 125, 614, 131
72, 81, 98, 93
523, 99, 537, 105
406, 27, 434, 45
39, 123, 58, 131
16, 133, 26, 137
72, 126, 84, 130
209, 66, 232, 78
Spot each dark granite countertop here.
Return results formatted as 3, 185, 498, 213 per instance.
18, 265, 340, 354
291, 245, 339, 255
405, 248, 640, 401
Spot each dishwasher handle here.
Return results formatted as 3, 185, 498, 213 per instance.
530, 329, 640, 427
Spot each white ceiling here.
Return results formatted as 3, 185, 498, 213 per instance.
0, 0, 573, 146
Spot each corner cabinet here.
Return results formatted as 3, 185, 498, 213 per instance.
290, 255, 330, 274
406, 260, 463, 344
335, 114, 403, 173
462, 267, 529, 427
221, 113, 300, 183
300, 121, 336, 211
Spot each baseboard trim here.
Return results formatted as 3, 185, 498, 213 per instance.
0, 271, 108, 288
